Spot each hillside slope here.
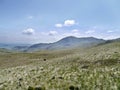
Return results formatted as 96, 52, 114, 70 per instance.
0, 40, 120, 90
26, 36, 105, 52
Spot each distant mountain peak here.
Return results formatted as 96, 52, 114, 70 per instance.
59, 36, 78, 40
25, 36, 105, 52
57, 36, 78, 42
63, 36, 77, 39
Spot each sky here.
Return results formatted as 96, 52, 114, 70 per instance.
0, 0, 120, 44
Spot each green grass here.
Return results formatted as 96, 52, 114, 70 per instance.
0, 42, 120, 90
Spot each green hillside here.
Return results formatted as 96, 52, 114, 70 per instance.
0, 41, 120, 90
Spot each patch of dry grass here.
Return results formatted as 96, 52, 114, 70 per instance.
0, 42, 120, 89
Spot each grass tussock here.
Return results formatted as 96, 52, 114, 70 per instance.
0, 42, 120, 89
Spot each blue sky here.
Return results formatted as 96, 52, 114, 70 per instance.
0, 0, 120, 44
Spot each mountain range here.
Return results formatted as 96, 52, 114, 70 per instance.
24, 36, 105, 52
1, 36, 120, 52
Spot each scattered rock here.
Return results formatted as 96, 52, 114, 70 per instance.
43, 59, 46, 61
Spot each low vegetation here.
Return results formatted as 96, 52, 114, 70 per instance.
0, 42, 120, 90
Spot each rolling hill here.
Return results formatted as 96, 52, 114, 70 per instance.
1, 36, 120, 52
25, 36, 105, 52
0, 37, 120, 89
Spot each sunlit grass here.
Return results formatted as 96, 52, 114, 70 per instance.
0, 42, 120, 90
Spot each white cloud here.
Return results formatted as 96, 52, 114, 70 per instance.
55, 19, 77, 27
22, 28, 35, 35
64, 20, 76, 26
55, 24, 63, 28
48, 31, 58, 36
85, 30, 95, 34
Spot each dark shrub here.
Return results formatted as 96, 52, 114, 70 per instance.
69, 85, 75, 90
58, 76, 63, 79
28, 86, 34, 90
19, 78, 23, 81
75, 87, 79, 90
51, 76, 55, 80
43, 59, 46, 61
35, 87, 42, 90
81, 65, 89, 69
